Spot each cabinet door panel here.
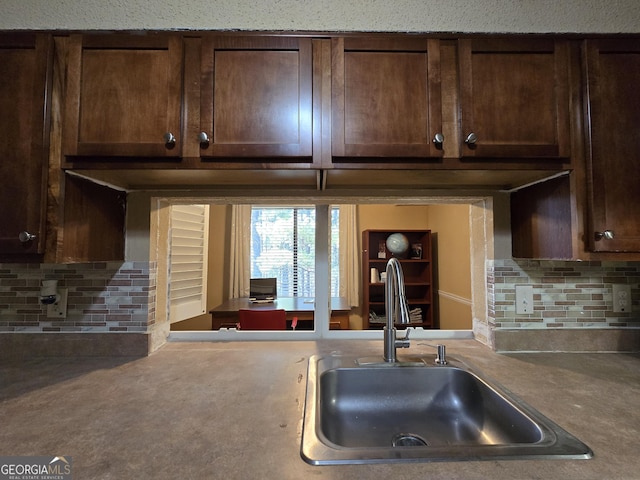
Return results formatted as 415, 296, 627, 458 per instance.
200, 36, 312, 160
61, 175, 125, 262
0, 34, 51, 256
332, 37, 442, 160
586, 40, 640, 252
458, 38, 570, 159
63, 34, 182, 158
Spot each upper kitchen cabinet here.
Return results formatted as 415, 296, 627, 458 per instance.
198, 36, 314, 163
60, 174, 126, 263
458, 38, 570, 160
511, 174, 573, 259
331, 37, 443, 162
584, 39, 640, 253
62, 34, 183, 160
0, 34, 52, 258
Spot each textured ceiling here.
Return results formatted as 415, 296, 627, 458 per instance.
2, 0, 639, 33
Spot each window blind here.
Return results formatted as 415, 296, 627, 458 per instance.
250, 206, 339, 297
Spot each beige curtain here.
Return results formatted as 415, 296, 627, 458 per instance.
229, 204, 251, 298
338, 204, 360, 307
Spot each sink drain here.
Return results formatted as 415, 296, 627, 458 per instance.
392, 433, 429, 447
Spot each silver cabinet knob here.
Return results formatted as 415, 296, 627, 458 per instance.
595, 230, 615, 241
432, 133, 444, 145
464, 132, 478, 145
163, 132, 176, 147
19, 231, 36, 243
198, 131, 210, 146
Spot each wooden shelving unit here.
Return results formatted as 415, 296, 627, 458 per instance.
362, 229, 433, 330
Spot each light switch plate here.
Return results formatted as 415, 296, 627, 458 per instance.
612, 284, 632, 313
515, 285, 534, 315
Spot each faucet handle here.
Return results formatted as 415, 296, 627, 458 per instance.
395, 328, 411, 349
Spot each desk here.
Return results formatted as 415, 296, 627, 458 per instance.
209, 297, 350, 330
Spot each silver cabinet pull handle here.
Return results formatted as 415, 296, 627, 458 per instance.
198, 132, 210, 146
432, 133, 444, 145
163, 132, 176, 147
464, 132, 478, 145
19, 231, 36, 243
594, 230, 615, 241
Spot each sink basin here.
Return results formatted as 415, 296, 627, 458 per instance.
301, 354, 593, 464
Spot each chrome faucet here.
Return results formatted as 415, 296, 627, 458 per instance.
383, 257, 411, 362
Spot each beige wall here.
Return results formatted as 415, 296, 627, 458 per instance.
358, 205, 431, 231
427, 205, 472, 330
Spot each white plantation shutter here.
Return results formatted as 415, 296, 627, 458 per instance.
169, 204, 209, 322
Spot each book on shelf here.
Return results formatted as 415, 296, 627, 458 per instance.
369, 308, 422, 324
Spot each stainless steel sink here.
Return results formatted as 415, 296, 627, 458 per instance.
301, 354, 593, 464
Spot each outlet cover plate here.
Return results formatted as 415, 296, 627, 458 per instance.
612, 284, 632, 313
516, 285, 534, 315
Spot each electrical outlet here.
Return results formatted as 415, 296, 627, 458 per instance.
515, 285, 534, 314
47, 288, 68, 319
612, 284, 632, 313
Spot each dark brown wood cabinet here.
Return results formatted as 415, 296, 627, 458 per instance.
584, 39, 640, 252
0, 34, 52, 258
362, 230, 433, 330
198, 36, 314, 162
57, 33, 580, 179
60, 175, 126, 263
62, 34, 183, 159
511, 175, 573, 259
458, 38, 571, 159
331, 37, 443, 161
6, 30, 640, 265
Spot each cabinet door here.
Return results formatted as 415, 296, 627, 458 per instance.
0, 34, 51, 256
332, 37, 443, 160
199, 36, 313, 160
585, 39, 640, 252
60, 175, 125, 263
63, 34, 183, 158
458, 38, 570, 159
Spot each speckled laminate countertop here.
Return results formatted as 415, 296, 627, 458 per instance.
1, 339, 638, 479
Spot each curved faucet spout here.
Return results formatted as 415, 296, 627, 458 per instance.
383, 257, 411, 362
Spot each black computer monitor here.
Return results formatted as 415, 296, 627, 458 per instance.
249, 278, 277, 299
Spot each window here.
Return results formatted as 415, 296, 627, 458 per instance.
250, 206, 339, 297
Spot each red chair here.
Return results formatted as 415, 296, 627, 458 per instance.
238, 309, 287, 330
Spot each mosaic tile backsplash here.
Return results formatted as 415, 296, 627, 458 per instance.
488, 259, 640, 329
2, 259, 638, 336
0, 262, 156, 333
